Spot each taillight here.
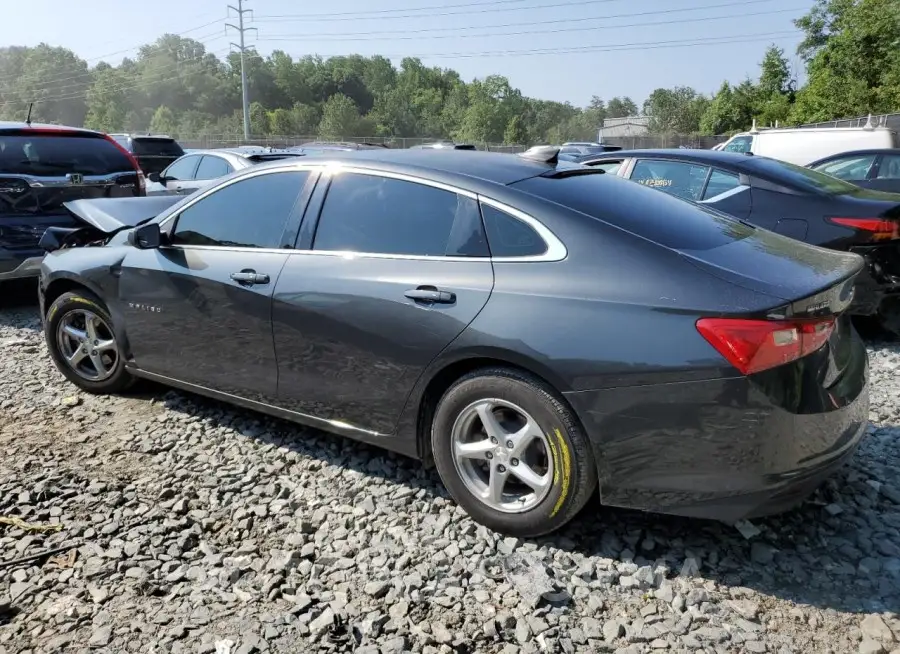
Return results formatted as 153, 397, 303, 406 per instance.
696, 317, 835, 375
102, 134, 145, 196
827, 217, 899, 241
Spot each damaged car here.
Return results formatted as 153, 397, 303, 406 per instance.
36, 148, 869, 537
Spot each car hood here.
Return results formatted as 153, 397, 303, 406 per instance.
62, 196, 182, 234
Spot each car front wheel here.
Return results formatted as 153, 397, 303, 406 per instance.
431, 367, 597, 537
44, 290, 134, 394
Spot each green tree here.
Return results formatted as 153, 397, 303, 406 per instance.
318, 93, 362, 138
84, 64, 128, 133
249, 101, 270, 135
149, 105, 177, 134
643, 87, 705, 133
606, 96, 638, 118
503, 115, 528, 144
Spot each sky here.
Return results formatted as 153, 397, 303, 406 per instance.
0, 0, 812, 108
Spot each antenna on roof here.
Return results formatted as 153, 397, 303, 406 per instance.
518, 145, 560, 164
25, 102, 33, 126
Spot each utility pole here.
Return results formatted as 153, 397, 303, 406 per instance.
226, 0, 257, 140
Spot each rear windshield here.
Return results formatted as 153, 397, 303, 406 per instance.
131, 138, 184, 157
512, 173, 755, 250
0, 133, 135, 176
746, 157, 861, 195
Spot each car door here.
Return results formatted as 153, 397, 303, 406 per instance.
271, 168, 495, 436
118, 168, 315, 403
868, 153, 900, 193
159, 155, 201, 196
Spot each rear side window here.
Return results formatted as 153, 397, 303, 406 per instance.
746, 157, 860, 195
876, 154, 900, 179
131, 138, 184, 157
511, 173, 754, 251
631, 159, 710, 201
702, 169, 742, 199
481, 204, 547, 257
195, 155, 233, 180
313, 173, 487, 257
0, 134, 133, 176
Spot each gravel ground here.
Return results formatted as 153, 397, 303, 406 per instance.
2, 295, 900, 654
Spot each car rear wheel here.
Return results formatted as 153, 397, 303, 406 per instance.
431, 367, 597, 537
44, 290, 134, 394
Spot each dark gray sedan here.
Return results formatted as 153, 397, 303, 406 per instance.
36, 147, 868, 536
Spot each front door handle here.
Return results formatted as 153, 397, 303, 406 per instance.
230, 270, 270, 285
405, 287, 456, 304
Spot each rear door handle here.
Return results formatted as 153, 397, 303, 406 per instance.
230, 271, 270, 285
404, 287, 456, 304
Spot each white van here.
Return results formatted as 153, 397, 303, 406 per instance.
718, 119, 899, 165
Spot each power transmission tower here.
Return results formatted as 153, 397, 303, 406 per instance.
226, 0, 257, 140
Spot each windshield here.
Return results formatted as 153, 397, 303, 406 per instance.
746, 157, 862, 195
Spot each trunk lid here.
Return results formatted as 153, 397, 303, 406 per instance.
678, 225, 864, 303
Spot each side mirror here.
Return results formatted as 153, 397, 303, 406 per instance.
147, 172, 161, 183
128, 222, 162, 249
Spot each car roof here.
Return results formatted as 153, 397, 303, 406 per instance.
182, 147, 298, 158
586, 148, 757, 163
0, 121, 102, 135
254, 148, 583, 186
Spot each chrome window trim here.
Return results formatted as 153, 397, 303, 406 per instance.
477, 195, 567, 263
157, 160, 567, 263
698, 184, 750, 204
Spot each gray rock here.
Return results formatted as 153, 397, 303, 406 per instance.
862, 615, 895, 643
89, 626, 112, 648
860, 640, 886, 654
604, 619, 625, 642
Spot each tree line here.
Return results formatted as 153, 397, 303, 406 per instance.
0, 0, 895, 143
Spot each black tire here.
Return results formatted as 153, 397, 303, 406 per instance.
877, 298, 900, 339
431, 367, 598, 538
44, 289, 134, 394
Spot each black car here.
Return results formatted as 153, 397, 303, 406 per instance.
574, 149, 900, 334
808, 149, 900, 193
109, 134, 185, 176
0, 122, 144, 289
37, 147, 868, 537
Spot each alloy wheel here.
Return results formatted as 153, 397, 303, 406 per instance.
450, 398, 553, 513
56, 309, 118, 382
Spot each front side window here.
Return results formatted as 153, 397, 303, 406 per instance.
163, 155, 200, 181
170, 171, 308, 248
313, 173, 487, 257
702, 169, 742, 199
877, 154, 900, 179
812, 154, 877, 181
723, 136, 753, 153
631, 159, 710, 201
194, 155, 234, 180
481, 204, 547, 257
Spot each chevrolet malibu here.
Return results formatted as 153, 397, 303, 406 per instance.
37, 147, 869, 537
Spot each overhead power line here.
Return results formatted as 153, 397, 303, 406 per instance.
259, 6, 807, 44
226, 0, 257, 140
257, 31, 801, 61
256, 0, 783, 39
253, 0, 637, 23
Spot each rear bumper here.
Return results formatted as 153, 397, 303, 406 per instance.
565, 338, 869, 522
0, 250, 43, 281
